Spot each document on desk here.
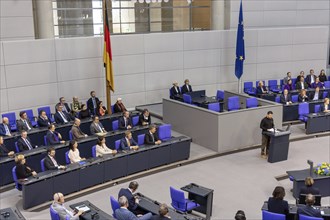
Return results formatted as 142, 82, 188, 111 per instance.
74, 205, 90, 212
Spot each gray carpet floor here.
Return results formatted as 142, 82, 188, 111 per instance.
1, 135, 329, 220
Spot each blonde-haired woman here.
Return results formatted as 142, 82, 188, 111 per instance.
15, 154, 37, 179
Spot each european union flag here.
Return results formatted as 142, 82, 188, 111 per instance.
235, 0, 245, 79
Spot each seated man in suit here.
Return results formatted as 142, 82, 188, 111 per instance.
114, 98, 127, 113
320, 98, 330, 113
87, 91, 100, 115
309, 86, 323, 101
297, 194, 322, 217
90, 116, 106, 135
151, 204, 171, 220
17, 130, 36, 152
280, 89, 292, 105
0, 117, 12, 137
298, 89, 309, 102
119, 111, 133, 130
295, 76, 308, 90
51, 192, 83, 220
170, 81, 181, 99
181, 79, 192, 94
115, 196, 152, 220
55, 97, 71, 113
139, 109, 151, 126
17, 111, 33, 132
144, 125, 162, 145
37, 110, 51, 128
54, 105, 73, 124
46, 124, 65, 145
305, 69, 316, 88
71, 118, 88, 140
256, 81, 268, 96
296, 71, 305, 83
43, 147, 66, 170
119, 131, 139, 151
118, 181, 148, 216
0, 136, 15, 157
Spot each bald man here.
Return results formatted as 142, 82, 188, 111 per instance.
297, 194, 322, 217
0, 117, 12, 136
70, 118, 88, 141
51, 192, 83, 220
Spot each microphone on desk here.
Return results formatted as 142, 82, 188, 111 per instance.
91, 212, 99, 220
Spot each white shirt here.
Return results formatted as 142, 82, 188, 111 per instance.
68, 149, 81, 163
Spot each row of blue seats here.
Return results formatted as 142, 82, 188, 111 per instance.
263, 210, 323, 220
1, 105, 118, 132
12, 124, 172, 192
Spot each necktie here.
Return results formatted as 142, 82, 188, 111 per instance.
50, 156, 58, 167
151, 132, 154, 143
59, 112, 68, 123
301, 82, 304, 89
24, 138, 33, 150
97, 123, 103, 132
4, 124, 10, 135
126, 138, 130, 147
24, 120, 31, 130
175, 87, 178, 93
186, 85, 189, 91
124, 118, 127, 127
285, 95, 287, 101
92, 98, 96, 109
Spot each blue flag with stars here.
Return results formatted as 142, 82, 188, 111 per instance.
235, 0, 245, 79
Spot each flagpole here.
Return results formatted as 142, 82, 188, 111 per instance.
106, 82, 112, 114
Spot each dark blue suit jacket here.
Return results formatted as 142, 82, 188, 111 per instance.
256, 86, 267, 95
119, 137, 138, 151
0, 123, 11, 136
118, 188, 137, 211
320, 104, 329, 112
54, 111, 73, 124
46, 130, 61, 145
119, 117, 133, 130
267, 197, 289, 215
305, 75, 316, 87
297, 205, 322, 218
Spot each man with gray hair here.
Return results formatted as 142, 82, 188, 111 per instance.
0, 117, 12, 136
297, 194, 322, 217
51, 192, 83, 220
115, 196, 152, 220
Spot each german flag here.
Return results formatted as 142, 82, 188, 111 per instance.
103, 0, 114, 92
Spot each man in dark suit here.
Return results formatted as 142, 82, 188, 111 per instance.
16, 111, 33, 132
305, 69, 316, 88
0, 136, 15, 157
87, 91, 100, 115
119, 111, 133, 130
280, 89, 292, 105
297, 194, 322, 217
37, 110, 51, 127
54, 105, 73, 124
90, 116, 106, 134
170, 81, 181, 99
71, 118, 88, 140
115, 196, 152, 220
118, 181, 140, 214
296, 71, 305, 83
46, 124, 65, 145
296, 76, 308, 90
17, 130, 36, 152
181, 79, 192, 94
119, 131, 139, 151
309, 87, 323, 101
139, 109, 151, 126
256, 81, 268, 97
144, 125, 162, 145
298, 89, 309, 102
150, 204, 171, 220
0, 117, 12, 137
55, 97, 71, 113
43, 147, 66, 170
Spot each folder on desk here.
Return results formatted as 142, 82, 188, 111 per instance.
74, 205, 90, 213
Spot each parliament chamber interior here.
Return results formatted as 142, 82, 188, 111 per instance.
0, 0, 330, 219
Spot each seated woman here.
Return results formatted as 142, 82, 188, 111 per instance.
113, 98, 127, 113
283, 79, 294, 91
318, 69, 327, 83
71, 96, 82, 115
68, 140, 85, 163
170, 81, 181, 99
96, 101, 108, 117
79, 104, 91, 119
267, 186, 289, 217
311, 77, 324, 89
299, 177, 320, 196
95, 136, 116, 157
320, 98, 330, 113
15, 154, 37, 179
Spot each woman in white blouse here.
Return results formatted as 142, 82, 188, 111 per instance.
96, 136, 117, 157
68, 140, 85, 163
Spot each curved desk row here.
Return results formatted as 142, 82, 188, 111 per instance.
21, 136, 191, 209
